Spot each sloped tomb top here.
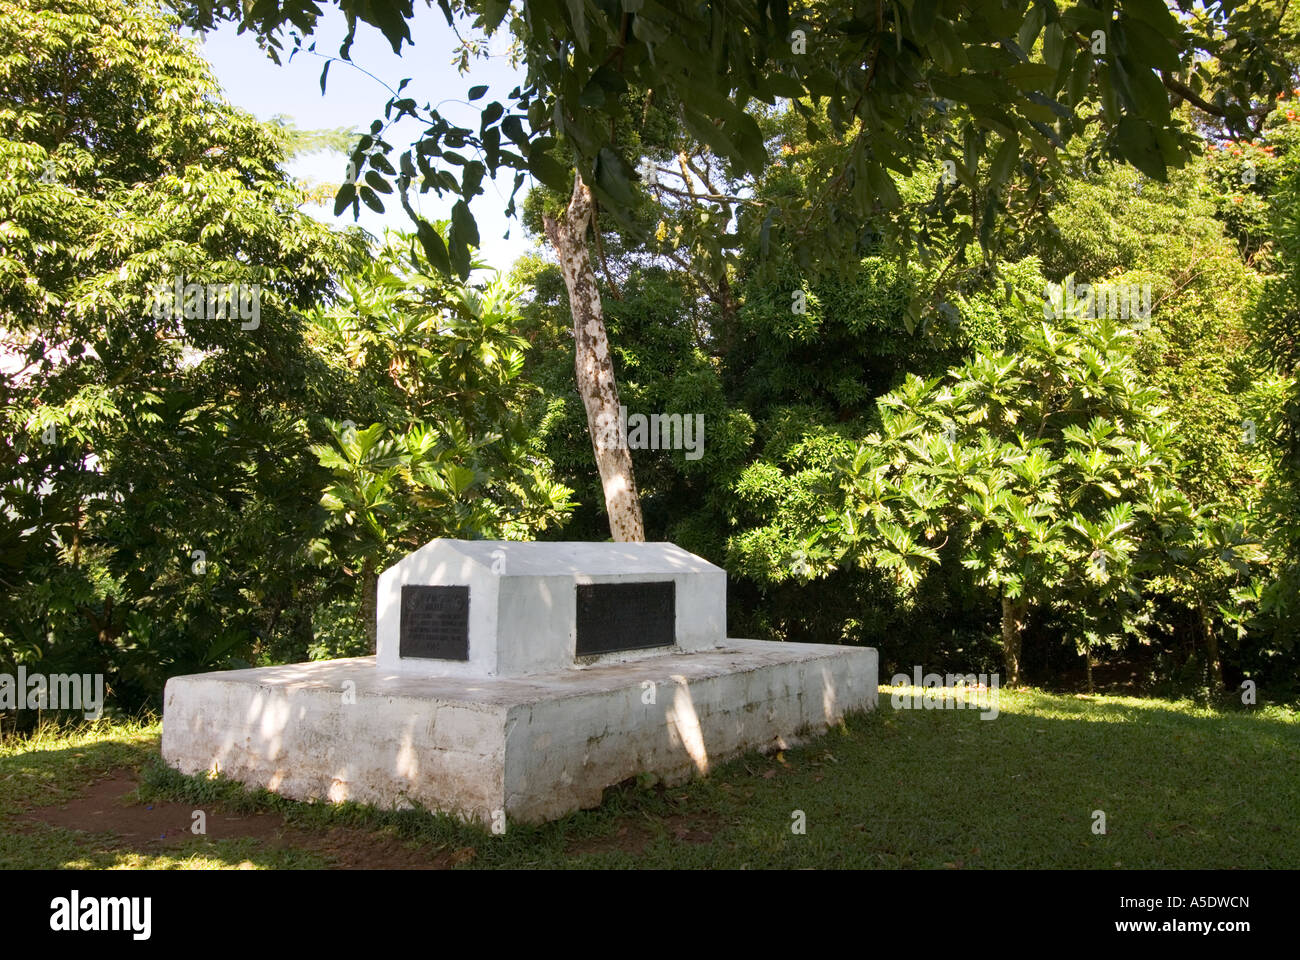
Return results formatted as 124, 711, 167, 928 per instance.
391, 539, 722, 578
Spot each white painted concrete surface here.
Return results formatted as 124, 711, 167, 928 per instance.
162, 639, 878, 824
375, 539, 727, 678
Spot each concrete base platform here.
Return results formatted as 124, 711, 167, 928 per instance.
162, 639, 877, 825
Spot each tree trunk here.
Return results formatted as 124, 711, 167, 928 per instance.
1001, 596, 1029, 687
543, 172, 645, 541
361, 557, 378, 653
1199, 599, 1223, 692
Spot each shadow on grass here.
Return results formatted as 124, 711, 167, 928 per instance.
0, 821, 334, 870
0, 718, 160, 817
4, 691, 1298, 869
133, 688, 1300, 869
136, 756, 714, 869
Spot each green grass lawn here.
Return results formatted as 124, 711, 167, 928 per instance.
2, 687, 1297, 869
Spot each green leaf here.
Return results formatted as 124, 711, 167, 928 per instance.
766, 72, 806, 99
333, 182, 356, 216
727, 113, 769, 175
448, 200, 478, 278
681, 106, 741, 164
1123, 0, 1184, 38
462, 161, 486, 197
501, 115, 528, 146
989, 135, 1019, 186
415, 219, 450, 275
579, 80, 607, 109
979, 188, 997, 250
1116, 18, 1181, 73
358, 184, 385, 213
1113, 57, 1171, 119
1115, 115, 1166, 180
1017, 3, 1047, 51
593, 146, 636, 211
529, 149, 571, 190
565, 0, 590, 53
1042, 24, 1065, 70
910, 0, 938, 41
1004, 63, 1057, 90
1067, 52, 1092, 105
444, 464, 476, 496
931, 74, 1003, 106
481, 101, 504, 134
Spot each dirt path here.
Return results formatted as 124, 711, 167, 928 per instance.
18, 766, 725, 867
19, 768, 452, 869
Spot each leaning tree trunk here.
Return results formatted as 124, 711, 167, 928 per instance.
1001, 596, 1029, 687
543, 172, 645, 541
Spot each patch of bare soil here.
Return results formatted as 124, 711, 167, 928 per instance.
20, 769, 451, 869
566, 804, 722, 858
566, 823, 658, 857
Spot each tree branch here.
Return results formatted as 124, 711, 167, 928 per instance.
1161, 74, 1271, 123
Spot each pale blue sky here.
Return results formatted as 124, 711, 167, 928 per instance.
191, 8, 537, 269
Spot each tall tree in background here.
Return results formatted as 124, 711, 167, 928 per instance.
543, 174, 644, 540
0, 0, 361, 712
0, 0, 576, 717
1247, 145, 1300, 659
181, 0, 1300, 541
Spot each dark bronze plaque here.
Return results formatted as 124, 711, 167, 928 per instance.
400, 585, 469, 660
575, 581, 675, 656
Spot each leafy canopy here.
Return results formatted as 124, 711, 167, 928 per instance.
177, 0, 1300, 286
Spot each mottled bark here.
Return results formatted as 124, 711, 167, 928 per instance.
1001, 595, 1028, 687
543, 172, 645, 542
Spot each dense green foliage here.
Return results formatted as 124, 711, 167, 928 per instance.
1244, 143, 1300, 663
0, 0, 354, 713
0, 0, 570, 725
516, 93, 1299, 697
829, 299, 1251, 688
181, 0, 1300, 311
2, 0, 1298, 734
306, 236, 573, 654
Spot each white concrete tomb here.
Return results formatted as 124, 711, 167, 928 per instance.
375, 540, 726, 677
162, 539, 877, 825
